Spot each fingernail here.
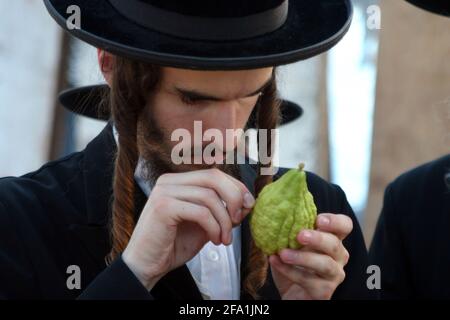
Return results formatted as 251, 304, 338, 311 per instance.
300, 231, 312, 244
243, 193, 255, 208
319, 216, 330, 227
281, 249, 296, 263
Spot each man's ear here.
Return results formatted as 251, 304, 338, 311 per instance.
97, 49, 114, 86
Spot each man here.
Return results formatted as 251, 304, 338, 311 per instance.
369, 0, 450, 299
0, 0, 372, 299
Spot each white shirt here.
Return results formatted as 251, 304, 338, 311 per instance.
112, 125, 241, 299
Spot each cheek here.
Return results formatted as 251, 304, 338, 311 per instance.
239, 105, 256, 125
151, 95, 201, 152
152, 94, 192, 130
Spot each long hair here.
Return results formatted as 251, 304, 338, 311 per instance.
244, 72, 281, 299
103, 56, 281, 299
105, 57, 162, 264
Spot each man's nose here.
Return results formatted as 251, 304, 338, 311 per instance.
202, 102, 240, 150
213, 101, 238, 130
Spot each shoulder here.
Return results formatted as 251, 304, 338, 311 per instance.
0, 151, 86, 226
387, 154, 450, 203
380, 154, 450, 224
0, 151, 85, 202
392, 154, 450, 189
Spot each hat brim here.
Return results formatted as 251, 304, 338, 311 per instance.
58, 85, 303, 128
405, 0, 450, 16
45, 0, 352, 70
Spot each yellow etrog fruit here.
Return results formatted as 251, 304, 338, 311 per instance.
250, 163, 317, 255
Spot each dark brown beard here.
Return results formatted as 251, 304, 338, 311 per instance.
136, 106, 242, 187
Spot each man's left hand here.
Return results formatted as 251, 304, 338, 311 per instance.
270, 213, 353, 300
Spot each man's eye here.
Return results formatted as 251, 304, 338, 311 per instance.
181, 95, 199, 106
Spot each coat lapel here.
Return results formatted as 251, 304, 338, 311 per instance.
68, 122, 116, 268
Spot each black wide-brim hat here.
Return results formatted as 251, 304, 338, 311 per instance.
406, 0, 450, 16
59, 85, 303, 128
44, 0, 353, 70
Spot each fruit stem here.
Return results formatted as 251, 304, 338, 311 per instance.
298, 163, 305, 171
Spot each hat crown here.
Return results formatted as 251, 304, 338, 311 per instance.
108, 0, 290, 41
44, 0, 352, 70
140, 0, 285, 17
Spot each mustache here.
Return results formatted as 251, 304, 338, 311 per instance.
185, 146, 227, 156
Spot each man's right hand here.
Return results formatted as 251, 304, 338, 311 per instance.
121, 168, 255, 290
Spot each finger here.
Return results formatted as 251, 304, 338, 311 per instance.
223, 174, 254, 206
165, 198, 222, 245
297, 230, 347, 263
155, 185, 233, 244
269, 255, 337, 300
223, 174, 255, 218
315, 214, 353, 240
157, 169, 252, 222
278, 249, 343, 280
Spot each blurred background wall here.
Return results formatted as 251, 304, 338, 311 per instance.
0, 0, 61, 176
0, 0, 449, 246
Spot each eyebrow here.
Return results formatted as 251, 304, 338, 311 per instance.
174, 75, 273, 102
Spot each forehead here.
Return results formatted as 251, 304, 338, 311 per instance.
161, 66, 273, 96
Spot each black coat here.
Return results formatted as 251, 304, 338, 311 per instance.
369, 154, 450, 299
0, 122, 373, 300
